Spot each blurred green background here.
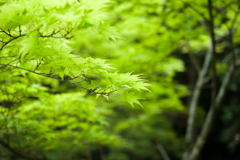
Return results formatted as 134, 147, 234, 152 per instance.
0, 0, 240, 160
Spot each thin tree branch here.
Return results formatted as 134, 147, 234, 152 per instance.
221, 48, 240, 64
216, 60, 240, 108
0, 56, 16, 58
186, 60, 240, 160
0, 34, 27, 51
0, 63, 88, 90
0, 27, 74, 52
0, 63, 115, 95
0, 59, 17, 69
0, 30, 15, 38
156, 144, 171, 160
183, 48, 211, 160
18, 26, 22, 36
208, 0, 217, 122
183, 1, 218, 159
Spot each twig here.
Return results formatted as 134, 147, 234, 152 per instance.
0, 56, 16, 58
34, 57, 43, 71
0, 30, 15, 38
0, 63, 111, 94
0, 59, 17, 69
0, 34, 27, 51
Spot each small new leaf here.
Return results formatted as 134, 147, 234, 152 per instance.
131, 82, 151, 92
123, 91, 143, 107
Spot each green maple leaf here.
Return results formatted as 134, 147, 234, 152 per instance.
131, 82, 152, 92
123, 91, 143, 107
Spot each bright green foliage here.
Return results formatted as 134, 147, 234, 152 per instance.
73, 0, 188, 159
68, 0, 240, 159
2, 0, 239, 159
0, 0, 151, 159
0, 92, 122, 159
0, 0, 148, 105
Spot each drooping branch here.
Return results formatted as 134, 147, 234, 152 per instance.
0, 63, 116, 96
0, 63, 88, 89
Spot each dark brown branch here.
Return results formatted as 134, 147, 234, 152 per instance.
0, 27, 74, 52
0, 34, 27, 51
39, 28, 74, 39
18, 26, 22, 36
0, 59, 17, 69
208, 0, 217, 119
0, 63, 88, 90
39, 35, 74, 40
0, 30, 15, 38
0, 63, 114, 96
34, 57, 43, 71
0, 62, 118, 96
